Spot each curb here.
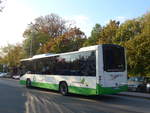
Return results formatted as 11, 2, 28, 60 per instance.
117, 92, 150, 100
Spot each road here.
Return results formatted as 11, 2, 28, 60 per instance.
0, 79, 150, 113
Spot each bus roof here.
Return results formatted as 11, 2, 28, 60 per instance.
20, 45, 101, 61
20, 53, 55, 61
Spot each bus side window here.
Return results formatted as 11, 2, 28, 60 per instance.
79, 51, 96, 76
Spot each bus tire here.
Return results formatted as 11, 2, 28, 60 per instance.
26, 79, 31, 88
59, 82, 68, 96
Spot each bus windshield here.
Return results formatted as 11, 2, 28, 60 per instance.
103, 44, 125, 72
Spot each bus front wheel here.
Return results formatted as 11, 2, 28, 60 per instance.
26, 79, 31, 88
59, 82, 68, 96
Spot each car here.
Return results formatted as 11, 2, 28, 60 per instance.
3, 73, 11, 78
0, 73, 7, 78
12, 75, 20, 80
137, 77, 150, 93
128, 76, 144, 92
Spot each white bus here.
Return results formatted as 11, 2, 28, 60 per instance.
20, 44, 128, 95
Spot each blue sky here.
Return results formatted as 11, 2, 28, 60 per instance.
0, 0, 149, 46
23, 0, 150, 24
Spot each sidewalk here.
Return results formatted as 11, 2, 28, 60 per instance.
118, 92, 150, 99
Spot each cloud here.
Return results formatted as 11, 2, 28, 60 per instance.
64, 15, 94, 37
0, 0, 38, 47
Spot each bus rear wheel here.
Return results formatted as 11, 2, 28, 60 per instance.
26, 79, 31, 88
59, 82, 68, 96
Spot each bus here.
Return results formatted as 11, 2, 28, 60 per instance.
20, 44, 128, 95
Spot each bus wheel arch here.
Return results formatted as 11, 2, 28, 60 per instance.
59, 81, 68, 96
26, 78, 31, 88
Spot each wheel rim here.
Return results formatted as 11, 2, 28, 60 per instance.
60, 83, 67, 94
26, 80, 30, 87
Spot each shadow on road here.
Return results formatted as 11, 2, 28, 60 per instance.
25, 86, 119, 101
22, 86, 150, 113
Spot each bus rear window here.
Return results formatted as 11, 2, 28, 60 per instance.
103, 44, 125, 72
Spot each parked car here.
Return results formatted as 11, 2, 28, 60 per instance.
3, 73, 11, 78
128, 76, 144, 91
0, 73, 7, 78
137, 77, 150, 93
12, 75, 20, 80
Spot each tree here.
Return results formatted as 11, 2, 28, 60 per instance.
97, 20, 119, 44
84, 24, 102, 46
23, 32, 50, 57
125, 33, 150, 76
0, 44, 26, 68
113, 12, 150, 76
0, 0, 6, 12
38, 27, 86, 53
24, 13, 67, 38
113, 19, 142, 45
23, 13, 69, 57
125, 12, 150, 76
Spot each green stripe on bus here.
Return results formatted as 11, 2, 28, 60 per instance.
19, 80, 97, 95
20, 80, 26, 85
96, 84, 128, 95
31, 81, 59, 90
68, 86, 97, 95
19, 80, 59, 90
19, 80, 128, 95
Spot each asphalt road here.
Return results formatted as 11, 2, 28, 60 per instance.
0, 79, 150, 113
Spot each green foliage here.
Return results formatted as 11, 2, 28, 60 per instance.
38, 27, 86, 53
84, 24, 102, 46
114, 12, 150, 76
125, 33, 150, 76
23, 13, 68, 57
129, 13, 150, 76
98, 20, 119, 44
84, 20, 119, 46
113, 19, 142, 44
0, 44, 26, 68
23, 32, 50, 57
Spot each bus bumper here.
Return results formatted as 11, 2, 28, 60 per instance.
96, 84, 128, 95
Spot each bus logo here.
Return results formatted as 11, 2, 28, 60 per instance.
110, 74, 122, 80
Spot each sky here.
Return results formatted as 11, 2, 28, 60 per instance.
0, 0, 149, 47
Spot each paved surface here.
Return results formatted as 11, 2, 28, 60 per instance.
119, 92, 150, 99
0, 78, 150, 113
